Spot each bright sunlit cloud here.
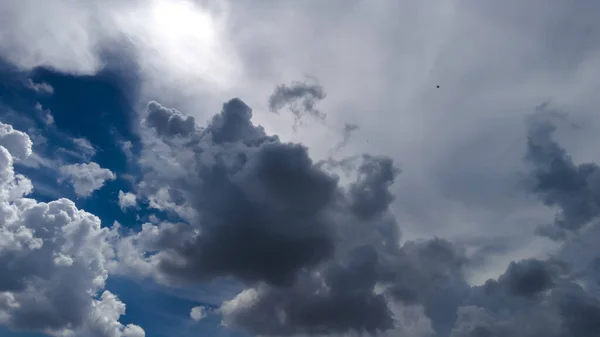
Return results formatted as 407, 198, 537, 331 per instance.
134, 0, 239, 88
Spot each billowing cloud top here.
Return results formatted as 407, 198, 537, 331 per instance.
0, 122, 143, 337
109, 98, 600, 337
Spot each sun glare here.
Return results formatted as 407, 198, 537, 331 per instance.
116, 0, 239, 89
150, 0, 216, 45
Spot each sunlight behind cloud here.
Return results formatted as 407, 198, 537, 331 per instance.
117, 0, 240, 93
0, 0, 241, 100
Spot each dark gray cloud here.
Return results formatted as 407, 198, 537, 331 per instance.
268, 81, 327, 129
451, 249, 600, 337
450, 260, 600, 337
483, 259, 564, 298
145, 101, 197, 137
524, 107, 600, 239
130, 98, 430, 335
121, 99, 600, 337
557, 287, 600, 337
348, 154, 398, 219
221, 245, 394, 336
219, 236, 469, 337
141, 99, 338, 287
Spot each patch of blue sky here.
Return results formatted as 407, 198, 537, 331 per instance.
0, 62, 242, 337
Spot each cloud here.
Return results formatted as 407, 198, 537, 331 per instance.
333, 123, 359, 151
71, 291, 146, 337
489, 258, 564, 298
118, 190, 137, 211
0, 122, 33, 161
71, 137, 97, 158
0, 122, 143, 336
26, 79, 54, 95
135, 98, 338, 287
450, 278, 600, 337
524, 108, 600, 240
0, 0, 240, 104
268, 80, 327, 129
110, 98, 412, 334
4, 0, 600, 336
106, 98, 600, 337
34, 103, 55, 126
119, 141, 134, 162
59, 162, 116, 197
145, 101, 196, 137
189, 306, 207, 321
118, 99, 428, 335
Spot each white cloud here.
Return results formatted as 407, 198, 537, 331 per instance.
189, 306, 207, 321
26, 79, 54, 94
74, 291, 146, 337
0, 0, 239, 99
118, 190, 137, 211
59, 162, 116, 197
0, 122, 33, 161
0, 122, 143, 336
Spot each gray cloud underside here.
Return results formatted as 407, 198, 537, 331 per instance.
524, 108, 600, 240
111, 98, 600, 337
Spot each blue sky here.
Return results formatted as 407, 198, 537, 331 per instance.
1, 1, 600, 337
0, 60, 236, 337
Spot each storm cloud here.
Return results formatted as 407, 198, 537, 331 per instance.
136, 98, 339, 287
107, 98, 600, 337
117, 98, 435, 334
525, 108, 600, 239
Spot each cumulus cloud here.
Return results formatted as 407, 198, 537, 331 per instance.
524, 108, 600, 240
450, 265, 600, 337
189, 306, 207, 321
145, 101, 196, 137
111, 98, 411, 334
0, 122, 142, 336
0, 122, 33, 161
3, 0, 600, 336
134, 99, 338, 287
486, 258, 564, 298
105, 97, 600, 337
118, 190, 137, 211
59, 162, 116, 197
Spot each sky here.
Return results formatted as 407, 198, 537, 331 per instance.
0, 0, 600, 336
